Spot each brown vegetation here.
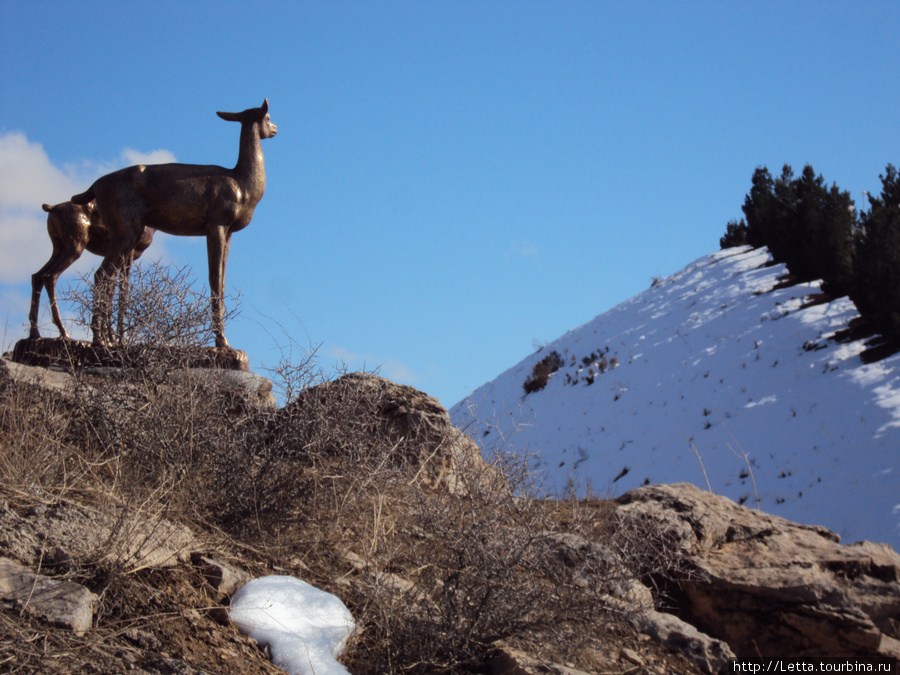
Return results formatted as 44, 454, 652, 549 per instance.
0, 267, 710, 674
1, 348, 703, 674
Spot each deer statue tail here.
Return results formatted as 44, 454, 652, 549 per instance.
71, 187, 95, 205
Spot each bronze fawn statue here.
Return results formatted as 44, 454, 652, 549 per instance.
30, 200, 155, 341
71, 99, 277, 348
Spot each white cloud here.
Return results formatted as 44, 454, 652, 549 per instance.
0, 132, 176, 341
0, 132, 86, 284
0, 131, 176, 284
0, 132, 80, 211
121, 148, 177, 166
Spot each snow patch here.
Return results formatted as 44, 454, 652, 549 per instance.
230, 576, 355, 675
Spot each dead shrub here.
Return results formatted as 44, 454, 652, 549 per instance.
523, 350, 563, 395
340, 453, 634, 673
62, 260, 241, 351
0, 367, 85, 506
611, 506, 700, 609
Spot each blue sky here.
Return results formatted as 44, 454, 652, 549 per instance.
1, 1, 898, 406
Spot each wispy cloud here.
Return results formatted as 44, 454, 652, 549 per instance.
0, 132, 82, 283
508, 239, 539, 259
0, 132, 79, 210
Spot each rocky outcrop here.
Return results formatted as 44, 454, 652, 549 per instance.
616, 483, 900, 661
3, 357, 897, 672
280, 372, 488, 492
640, 609, 734, 674
490, 645, 593, 675
538, 523, 734, 674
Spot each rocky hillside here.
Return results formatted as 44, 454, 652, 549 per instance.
1, 350, 898, 674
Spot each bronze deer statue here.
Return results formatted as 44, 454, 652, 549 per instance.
71, 99, 277, 348
29, 200, 155, 341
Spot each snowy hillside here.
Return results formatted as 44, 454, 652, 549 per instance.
451, 247, 900, 548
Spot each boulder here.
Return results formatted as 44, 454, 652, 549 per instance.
616, 483, 900, 660
280, 372, 489, 492
0, 557, 97, 634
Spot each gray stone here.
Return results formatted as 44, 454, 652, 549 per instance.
0, 499, 196, 573
641, 609, 735, 674
618, 647, 644, 666
0, 556, 97, 634
190, 553, 250, 597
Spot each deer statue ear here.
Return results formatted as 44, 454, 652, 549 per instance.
261, 99, 269, 114
217, 110, 241, 122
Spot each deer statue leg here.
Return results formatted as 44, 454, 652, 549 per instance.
45, 271, 70, 340
206, 225, 232, 349
30, 247, 82, 340
91, 262, 113, 345
116, 255, 134, 344
92, 251, 126, 345
30, 270, 48, 339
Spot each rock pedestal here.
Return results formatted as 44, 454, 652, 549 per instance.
11, 337, 250, 371
3, 339, 275, 410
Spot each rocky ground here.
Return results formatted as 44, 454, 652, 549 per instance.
1, 347, 898, 674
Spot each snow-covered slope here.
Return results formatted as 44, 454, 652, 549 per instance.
451, 247, 900, 548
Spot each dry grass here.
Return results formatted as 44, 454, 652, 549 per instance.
0, 267, 696, 674
1, 354, 670, 673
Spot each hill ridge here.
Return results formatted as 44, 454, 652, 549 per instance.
452, 246, 900, 548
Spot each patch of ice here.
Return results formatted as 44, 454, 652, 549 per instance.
745, 395, 777, 409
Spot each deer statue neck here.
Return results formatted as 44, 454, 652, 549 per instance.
234, 120, 266, 202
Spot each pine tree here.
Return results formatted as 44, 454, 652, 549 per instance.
788, 165, 854, 296
720, 219, 749, 249
852, 164, 900, 340
742, 167, 775, 249
738, 163, 854, 294
768, 164, 797, 266
818, 180, 855, 296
